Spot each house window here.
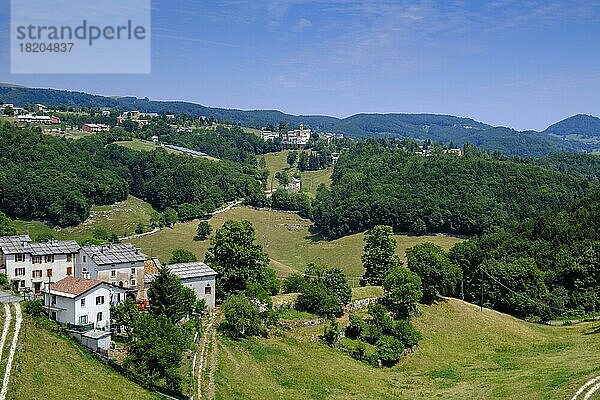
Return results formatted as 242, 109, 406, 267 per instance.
15, 254, 25, 262
83, 255, 87, 262
79, 315, 88, 325
14, 268, 25, 276
32, 256, 42, 264
131, 267, 136, 274
81, 298, 86, 307
51, 295, 56, 305
110, 270, 116, 277
46, 269, 53, 277
130, 279, 136, 287
66, 254, 72, 262
95, 296, 105, 305
44, 255, 54, 263
96, 312, 103, 322
20, 280, 25, 288
205, 286, 212, 295
32, 270, 42, 278
66, 267, 73, 276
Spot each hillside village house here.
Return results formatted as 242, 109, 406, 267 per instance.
76, 244, 147, 299
43, 276, 127, 352
0, 236, 80, 293
260, 129, 279, 141
144, 259, 218, 310
285, 124, 311, 148
43, 276, 126, 330
17, 114, 54, 124
82, 123, 110, 132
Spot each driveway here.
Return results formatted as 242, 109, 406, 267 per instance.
0, 292, 22, 304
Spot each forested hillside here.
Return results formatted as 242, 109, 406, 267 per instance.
450, 193, 600, 318
0, 122, 128, 226
1, 85, 599, 156
536, 152, 600, 180
0, 124, 264, 227
311, 140, 596, 237
544, 114, 600, 137
139, 124, 283, 166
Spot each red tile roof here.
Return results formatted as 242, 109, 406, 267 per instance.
49, 276, 104, 297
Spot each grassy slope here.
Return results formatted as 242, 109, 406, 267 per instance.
216, 298, 600, 400
129, 207, 463, 277
14, 195, 155, 242
114, 139, 184, 154
9, 317, 160, 400
263, 150, 334, 197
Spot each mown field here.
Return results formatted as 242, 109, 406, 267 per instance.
216, 298, 600, 400
262, 150, 334, 196
8, 317, 160, 400
129, 206, 463, 279
14, 195, 155, 242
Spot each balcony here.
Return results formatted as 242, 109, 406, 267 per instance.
66, 322, 94, 332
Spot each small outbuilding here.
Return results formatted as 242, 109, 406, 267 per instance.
146, 261, 217, 310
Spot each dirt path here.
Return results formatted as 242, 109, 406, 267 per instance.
196, 313, 219, 400
572, 376, 600, 400
206, 325, 218, 400
0, 303, 22, 400
0, 304, 10, 365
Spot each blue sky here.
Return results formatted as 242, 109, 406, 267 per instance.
1, 0, 600, 130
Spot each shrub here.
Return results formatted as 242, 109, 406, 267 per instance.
345, 313, 365, 339
375, 335, 404, 367
260, 268, 281, 296
24, 300, 44, 317
323, 317, 341, 347
296, 281, 342, 317
221, 294, 265, 338
282, 274, 306, 293
392, 320, 422, 350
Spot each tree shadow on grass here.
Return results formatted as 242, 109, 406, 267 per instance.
304, 226, 330, 243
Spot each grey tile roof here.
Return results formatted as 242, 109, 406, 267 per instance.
82, 243, 147, 265
30, 241, 80, 255
0, 236, 32, 254
167, 262, 218, 279
144, 262, 217, 285
0, 235, 79, 255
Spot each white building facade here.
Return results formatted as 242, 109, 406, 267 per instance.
43, 276, 126, 331
0, 236, 80, 293
76, 244, 147, 299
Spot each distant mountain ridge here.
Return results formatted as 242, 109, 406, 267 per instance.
543, 114, 600, 137
0, 85, 598, 156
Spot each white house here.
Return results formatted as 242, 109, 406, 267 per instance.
0, 236, 80, 293
76, 244, 147, 299
145, 261, 217, 310
284, 124, 311, 148
43, 276, 127, 331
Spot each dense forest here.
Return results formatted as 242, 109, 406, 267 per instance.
311, 140, 596, 238
535, 152, 600, 181
0, 123, 264, 226
0, 122, 128, 226
450, 193, 600, 318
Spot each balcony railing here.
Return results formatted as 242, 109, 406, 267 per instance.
66, 322, 94, 332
